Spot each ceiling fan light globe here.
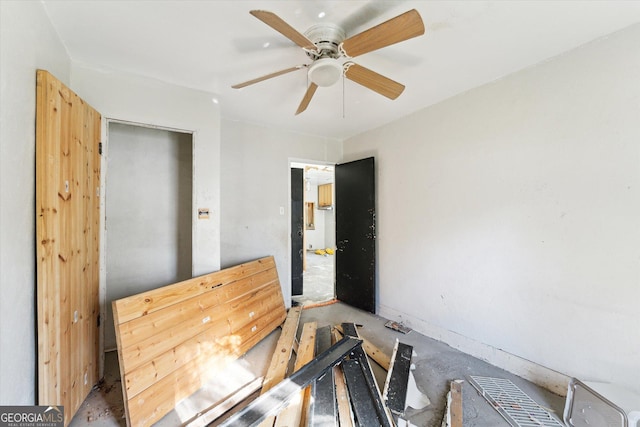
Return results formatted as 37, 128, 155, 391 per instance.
308, 58, 342, 87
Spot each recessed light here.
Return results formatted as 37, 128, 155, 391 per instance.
318, 11, 326, 18
212, 98, 219, 104
263, 42, 270, 48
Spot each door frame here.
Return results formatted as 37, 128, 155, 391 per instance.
99, 118, 195, 357
288, 158, 336, 304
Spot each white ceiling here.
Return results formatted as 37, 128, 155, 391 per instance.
42, 1, 640, 140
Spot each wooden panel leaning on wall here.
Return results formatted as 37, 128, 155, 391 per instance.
36, 69, 101, 426
112, 255, 287, 427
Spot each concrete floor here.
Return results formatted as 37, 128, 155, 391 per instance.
69, 302, 565, 427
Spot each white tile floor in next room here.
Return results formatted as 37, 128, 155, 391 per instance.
292, 251, 335, 307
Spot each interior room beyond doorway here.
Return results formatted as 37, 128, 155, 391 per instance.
291, 162, 335, 307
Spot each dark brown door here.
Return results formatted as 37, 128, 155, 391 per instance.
335, 157, 376, 313
291, 167, 304, 295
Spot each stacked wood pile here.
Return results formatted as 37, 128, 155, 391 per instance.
113, 255, 457, 426
195, 314, 416, 427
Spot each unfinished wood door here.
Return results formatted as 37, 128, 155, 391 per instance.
335, 157, 376, 313
36, 70, 101, 426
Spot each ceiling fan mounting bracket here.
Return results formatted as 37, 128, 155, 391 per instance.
303, 23, 346, 60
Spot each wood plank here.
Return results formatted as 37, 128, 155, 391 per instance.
450, 380, 463, 427
127, 308, 285, 427
331, 328, 354, 427
120, 281, 281, 372
255, 306, 302, 427
260, 306, 302, 393
219, 337, 361, 427
334, 364, 354, 427
113, 256, 287, 427
114, 256, 276, 324
124, 287, 284, 398
37, 69, 62, 409
273, 322, 317, 427
36, 70, 101, 426
117, 268, 279, 348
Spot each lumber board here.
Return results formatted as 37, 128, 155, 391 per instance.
113, 256, 286, 427
124, 285, 284, 398
332, 328, 354, 427
255, 306, 302, 427
261, 306, 302, 393
114, 256, 277, 324
273, 322, 317, 427
219, 336, 361, 427
117, 268, 279, 348
120, 281, 281, 374
36, 69, 101, 426
127, 310, 285, 427
450, 380, 463, 427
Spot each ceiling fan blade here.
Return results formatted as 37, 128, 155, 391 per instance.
344, 63, 405, 100
232, 65, 306, 89
250, 10, 317, 51
340, 9, 425, 58
295, 83, 318, 115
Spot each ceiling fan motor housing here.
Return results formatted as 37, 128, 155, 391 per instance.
304, 23, 346, 58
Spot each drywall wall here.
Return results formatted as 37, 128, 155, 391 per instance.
104, 123, 193, 350
344, 24, 640, 394
0, 1, 71, 405
70, 64, 221, 278
220, 120, 342, 305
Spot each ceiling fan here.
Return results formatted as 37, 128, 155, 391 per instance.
232, 9, 425, 115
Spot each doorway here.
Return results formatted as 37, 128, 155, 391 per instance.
104, 121, 193, 350
290, 161, 336, 306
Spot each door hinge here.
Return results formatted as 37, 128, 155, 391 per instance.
97, 314, 101, 327
98, 142, 103, 155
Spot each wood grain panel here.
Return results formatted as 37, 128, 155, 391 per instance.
113, 256, 286, 427
36, 70, 101, 426
114, 256, 276, 323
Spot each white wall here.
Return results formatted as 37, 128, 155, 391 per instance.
344, 24, 640, 394
220, 120, 342, 305
0, 1, 71, 404
104, 123, 192, 350
71, 64, 220, 272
